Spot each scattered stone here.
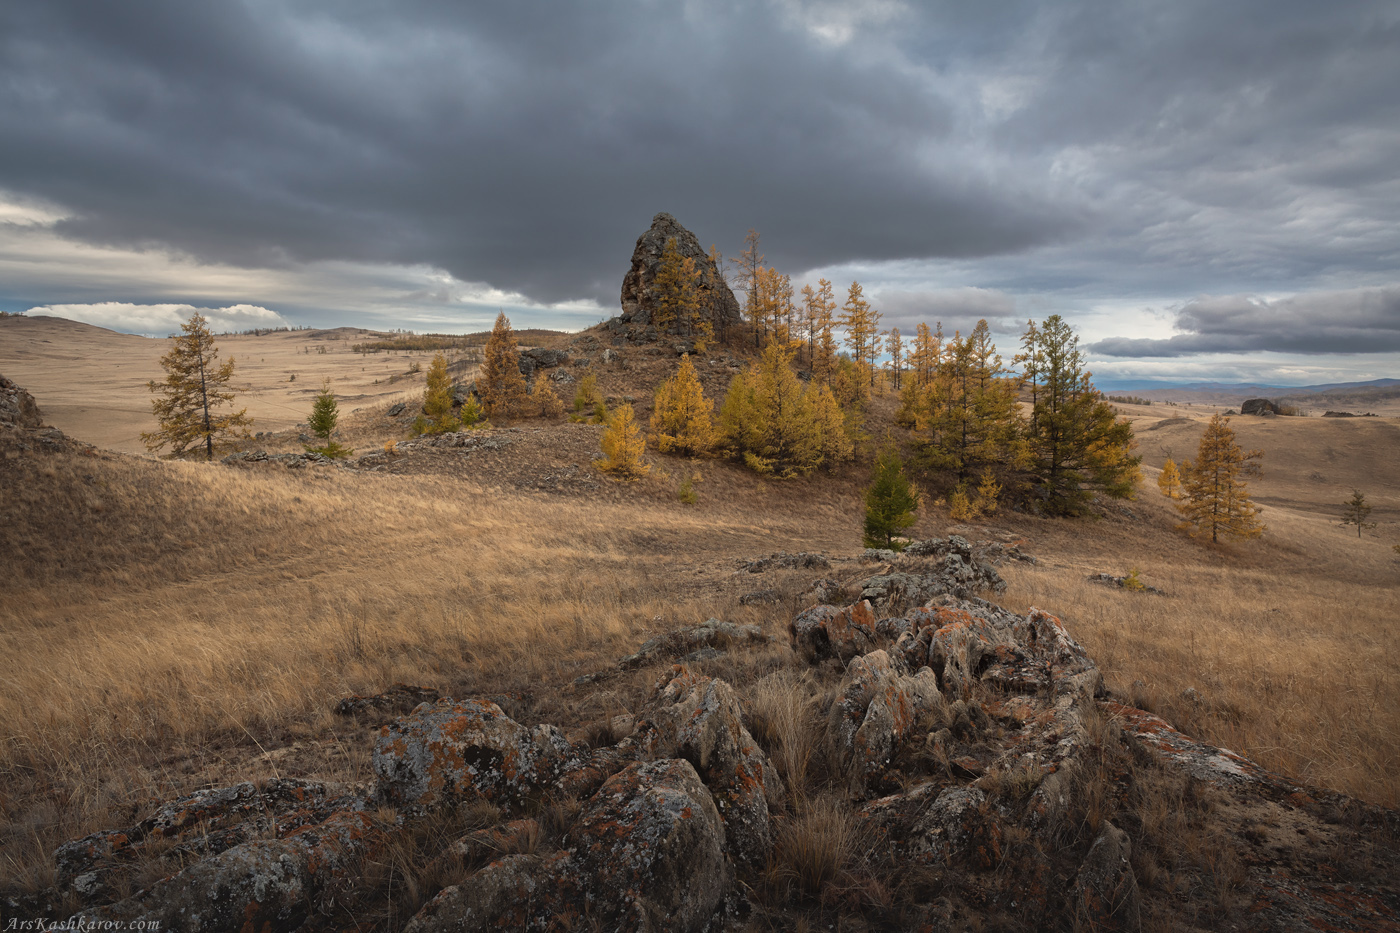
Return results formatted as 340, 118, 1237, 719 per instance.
862, 547, 900, 563
1086, 573, 1166, 596
739, 588, 782, 606
1071, 822, 1142, 932
334, 683, 442, 719
387, 402, 406, 416
517, 347, 569, 377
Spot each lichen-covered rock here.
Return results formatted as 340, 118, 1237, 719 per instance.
791, 600, 879, 663
1071, 822, 1141, 933
617, 619, 770, 671
827, 649, 942, 791
569, 758, 730, 931
740, 551, 831, 573
72, 808, 387, 933
55, 778, 363, 886
858, 538, 1006, 612
653, 669, 785, 865
407, 759, 728, 933
858, 784, 1002, 870
373, 698, 573, 815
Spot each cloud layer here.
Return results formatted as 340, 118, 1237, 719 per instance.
30, 302, 289, 336
1089, 287, 1400, 356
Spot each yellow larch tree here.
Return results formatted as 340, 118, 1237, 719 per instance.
840, 281, 881, 397
650, 354, 716, 457
414, 352, 460, 435
479, 312, 527, 419
653, 237, 711, 350
1157, 457, 1182, 498
1177, 413, 1264, 543
597, 404, 650, 479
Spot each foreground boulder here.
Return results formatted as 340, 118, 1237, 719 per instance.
618, 212, 742, 338
405, 759, 728, 933
373, 698, 572, 815
652, 668, 785, 865
73, 808, 387, 933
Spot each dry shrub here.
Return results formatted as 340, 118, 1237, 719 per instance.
745, 668, 824, 803
769, 796, 856, 904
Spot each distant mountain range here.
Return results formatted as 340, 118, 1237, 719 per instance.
1098, 377, 1400, 397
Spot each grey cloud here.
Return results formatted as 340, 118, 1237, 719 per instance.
1089, 287, 1400, 356
0, 2, 1075, 309
874, 288, 1020, 338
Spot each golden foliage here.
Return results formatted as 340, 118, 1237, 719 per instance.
414, 352, 460, 436
653, 237, 712, 350
649, 354, 715, 457
530, 377, 564, 419
1177, 413, 1265, 543
596, 404, 650, 479
479, 312, 527, 418
1157, 457, 1182, 498
719, 343, 824, 477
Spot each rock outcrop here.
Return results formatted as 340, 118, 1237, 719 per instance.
617, 212, 742, 339
1, 373, 42, 430
1241, 397, 1280, 416
41, 562, 1400, 933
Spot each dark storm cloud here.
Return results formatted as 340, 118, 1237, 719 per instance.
1089, 287, 1400, 356
0, 1, 1074, 307
1, 0, 1398, 312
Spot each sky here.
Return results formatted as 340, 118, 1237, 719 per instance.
1, 1, 1398, 388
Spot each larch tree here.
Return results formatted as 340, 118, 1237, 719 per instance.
415, 352, 459, 436
1177, 413, 1264, 543
907, 320, 1026, 488
1023, 315, 1140, 515
650, 354, 716, 457
142, 312, 252, 460
864, 442, 919, 549
654, 237, 711, 350
596, 404, 650, 479
307, 379, 352, 457
886, 327, 904, 391
840, 281, 881, 394
479, 312, 527, 418
1157, 458, 1182, 498
1340, 489, 1376, 538
809, 278, 839, 387
719, 342, 823, 477
738, 229, 765, 347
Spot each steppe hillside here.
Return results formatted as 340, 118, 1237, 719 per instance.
2, 317, 1397, 930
